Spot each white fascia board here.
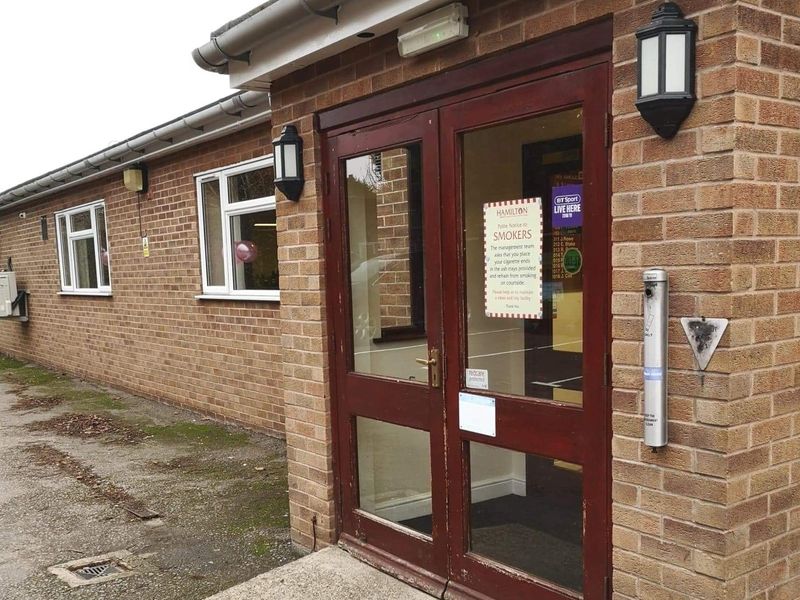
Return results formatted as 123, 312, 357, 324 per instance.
229, 0, 449, 90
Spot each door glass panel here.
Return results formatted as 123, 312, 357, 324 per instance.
345, 144, 427, 383
356, 417, 432, 536
469, 442, 583, 591
463, 109, 583, 405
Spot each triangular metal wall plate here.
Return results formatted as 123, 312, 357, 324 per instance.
680, 317, 728, 371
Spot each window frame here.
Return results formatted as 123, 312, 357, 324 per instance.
195, 156, 279, 301
54, 199, 111, 295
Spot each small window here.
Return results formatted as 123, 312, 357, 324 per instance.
55, 200, 111, 294
196, 157, 279, 300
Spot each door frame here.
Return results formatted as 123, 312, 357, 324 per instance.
321, 18, 613, 599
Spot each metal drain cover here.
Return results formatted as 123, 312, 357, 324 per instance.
73, 561, 123, 580
49, 550, 138, 587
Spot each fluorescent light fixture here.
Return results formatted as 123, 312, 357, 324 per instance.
398, 3, 468, 58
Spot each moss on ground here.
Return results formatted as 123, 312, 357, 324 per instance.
0, 358, 127, 411
2, 366, 63, 387
142, 422, 249, 448
0, 355, 25, 370
59, 388, 127, 411
250, 537, 272, 557
226, 478, 290, 534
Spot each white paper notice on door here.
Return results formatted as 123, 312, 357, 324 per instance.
483, 198, 543, 319
459, 392, 496, 437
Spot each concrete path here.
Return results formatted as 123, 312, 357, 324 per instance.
206, 546, 434, 600
0, 361, 295, 600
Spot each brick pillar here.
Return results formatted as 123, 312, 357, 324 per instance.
611, 2, 800, 598
274, 111, 337, 549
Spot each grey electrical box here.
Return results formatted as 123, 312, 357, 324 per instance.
0, 272, 17, 317
643, 268, 668, 449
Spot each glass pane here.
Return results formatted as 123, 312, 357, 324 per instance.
228, 167, 275, 203
284, 144, 298, 178
70, 210, 91, 232
275, 148, 283, 181
95, 206, 110, 286
58, 216, 71, 287
463, 108, 583, 405
73, 238, 98, 288
345, 144, 426, 382
357, 417, 432, 536
469, 443, 583, 591
201, 180, 225, 287
640, 36, 659, 96
229, 209, 279, 291
665, 33, 686, 93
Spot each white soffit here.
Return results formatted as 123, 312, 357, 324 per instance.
230, 0, 450, 91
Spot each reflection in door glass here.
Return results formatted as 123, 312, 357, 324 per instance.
356, 417, 432, 536
469, 442, 583, 591
346, 145, 427, 383
463, 109, 583, 404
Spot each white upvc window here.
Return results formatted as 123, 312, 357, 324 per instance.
54, 200, 111, 295
195, 156, 279, 301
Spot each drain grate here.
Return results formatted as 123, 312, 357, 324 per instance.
49, 551, 140, 588
73, 562, 123, 580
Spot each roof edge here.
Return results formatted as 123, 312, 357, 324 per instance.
0, 91, 270, 211
191, 0, 342, 75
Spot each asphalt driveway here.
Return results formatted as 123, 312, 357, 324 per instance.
0, 355, 297, 600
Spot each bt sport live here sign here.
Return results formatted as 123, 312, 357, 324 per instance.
552, 184, 583, 229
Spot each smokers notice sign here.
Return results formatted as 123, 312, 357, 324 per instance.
484, 198, 543, 319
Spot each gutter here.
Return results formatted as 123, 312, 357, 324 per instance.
0, 91, 270, 212
192, 0, 342, 74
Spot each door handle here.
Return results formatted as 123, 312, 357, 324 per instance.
415, 348, 441, 388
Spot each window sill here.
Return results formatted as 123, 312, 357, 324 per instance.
58, 291, 113, 297
195, 293, 280, 303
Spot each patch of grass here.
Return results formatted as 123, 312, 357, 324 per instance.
3, 366, 62, 387
250, 537, 272, 557
19, 378, 128, 411
69, 390, 126, 411
0, 355, 25, 370
226, 478, 290, 534
142, 422, 249, 448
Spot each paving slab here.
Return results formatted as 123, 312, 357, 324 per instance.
205, 546, 434, 600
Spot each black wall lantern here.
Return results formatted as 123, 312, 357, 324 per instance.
635, 2, 697, 139
273, 125, 304, 201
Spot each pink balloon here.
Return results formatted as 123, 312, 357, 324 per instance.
234, 240, 258, 263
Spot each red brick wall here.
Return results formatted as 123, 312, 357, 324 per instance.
270, 1, 800, 599
611, 2, 800, 598
0, 124, 285, 435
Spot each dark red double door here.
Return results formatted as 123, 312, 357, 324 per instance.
325, 58, 610, 600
